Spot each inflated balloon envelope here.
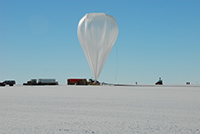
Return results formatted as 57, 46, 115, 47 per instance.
77, 13, 118, 81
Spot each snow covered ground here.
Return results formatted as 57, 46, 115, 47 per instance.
0, 85, 200, 134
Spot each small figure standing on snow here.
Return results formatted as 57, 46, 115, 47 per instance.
155, 77, 163, 85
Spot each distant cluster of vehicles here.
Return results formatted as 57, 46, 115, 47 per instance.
0, 78, 100, 87
0, 77, 192, 87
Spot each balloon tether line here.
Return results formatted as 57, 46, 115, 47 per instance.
115, 44, 118, 83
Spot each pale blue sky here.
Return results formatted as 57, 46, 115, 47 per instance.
0, 0, 200, 84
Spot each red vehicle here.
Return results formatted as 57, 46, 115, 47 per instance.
67, 79, 88, 85
0, 82, 5, 86
67, 79, 100, 85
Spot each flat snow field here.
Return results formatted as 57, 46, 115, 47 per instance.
0, 85, 200, 134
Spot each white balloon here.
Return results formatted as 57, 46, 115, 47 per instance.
78, 13, 118, 81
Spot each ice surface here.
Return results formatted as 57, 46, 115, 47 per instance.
0, 85, 200, 134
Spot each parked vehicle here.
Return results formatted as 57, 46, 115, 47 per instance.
23, 79, 58, 85
67, 78, 100, 85
3, 80, 16, 86
38, 79, 58, 85
0, 82, 5, 86
67, 79, 88, 85
186, 82, 190, 85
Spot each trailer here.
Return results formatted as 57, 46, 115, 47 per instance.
23, 79, 58, 85
38, 79, 57, 85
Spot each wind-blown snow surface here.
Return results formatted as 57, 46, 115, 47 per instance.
0, 85, 200, 134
